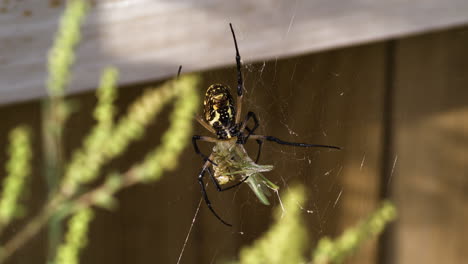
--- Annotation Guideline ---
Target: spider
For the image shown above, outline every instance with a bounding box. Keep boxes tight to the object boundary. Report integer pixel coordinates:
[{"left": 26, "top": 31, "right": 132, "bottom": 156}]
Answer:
[{"left": 193, "top": 23, "right": 340, "bottom": 226}]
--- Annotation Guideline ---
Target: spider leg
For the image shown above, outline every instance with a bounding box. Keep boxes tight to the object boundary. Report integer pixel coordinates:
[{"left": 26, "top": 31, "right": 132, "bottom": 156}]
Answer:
[
  {"left": 229, "top": 25, "right": 265, "bottom": 162},
  {"left": 239, "top": 111, "right": 259, "bottom": 141},
  {"left": 177, "top": 65, "right": 182, "bottom": 78},
  {"left": 240, "top": 111, "right": 259, "bottom": 135},
  {"left": 192, "top": 135, "right": 219, "bottom": 166},
  {"left": 195, "top": 115, "right": 216, "bottom": 134},
  {"left": 198, "top": 161, "right": 232, "bottom": 226},
  {"left": 238, "top": 111, "right": 264, "bottom": 162},
  {"left": 253, "top": 138, "right": 263, "bottom": 163},
  {"left": 242, "top": 126, "right": 263, "bottom": 163},
  {"left": 249, "top": 135, "right": 341, "bottom": 150},
  {"left": 229, "top": 23, "right": 244, "bottom": 124}
]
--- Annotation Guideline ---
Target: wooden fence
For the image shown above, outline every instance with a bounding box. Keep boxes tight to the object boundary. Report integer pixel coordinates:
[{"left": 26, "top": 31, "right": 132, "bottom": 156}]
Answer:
[{"left": 0, "top": 26, "right": 467, "bottom": 264}]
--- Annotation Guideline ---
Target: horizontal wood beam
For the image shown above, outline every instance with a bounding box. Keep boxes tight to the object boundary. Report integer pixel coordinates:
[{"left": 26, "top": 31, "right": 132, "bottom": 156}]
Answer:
[{"left": 1, "top": 0, "right": 468, "bottom": 104}]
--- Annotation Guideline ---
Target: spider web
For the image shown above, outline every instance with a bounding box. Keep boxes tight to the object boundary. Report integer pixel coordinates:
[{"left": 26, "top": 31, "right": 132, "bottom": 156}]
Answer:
[
  {"left": 242, "top": 58, "right": 344, "bottom": 231},
  {"left": 176, "top": 46, "right": 348, "bottom": 263}
]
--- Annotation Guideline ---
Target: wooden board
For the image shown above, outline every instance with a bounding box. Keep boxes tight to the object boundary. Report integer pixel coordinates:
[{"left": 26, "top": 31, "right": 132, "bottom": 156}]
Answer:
[
  {"left": 318, "top": 43, "right": 386, "bottom": 264},
  {"left": 1, "top": 0, "right": 468, "bottom": 104},
  {"left": 390, "top": 27, "right": 468, "bottom": 264}
]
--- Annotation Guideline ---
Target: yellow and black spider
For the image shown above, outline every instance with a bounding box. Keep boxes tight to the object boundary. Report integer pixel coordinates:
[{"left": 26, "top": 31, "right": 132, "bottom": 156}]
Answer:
[{"left": 193, "top": 23, "right": 340, "bottom": 226}]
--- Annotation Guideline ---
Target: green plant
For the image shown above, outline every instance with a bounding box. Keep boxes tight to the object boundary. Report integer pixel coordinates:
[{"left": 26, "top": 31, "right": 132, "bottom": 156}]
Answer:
[
  {"left": 312, "top": 200, "right": 396, "bottom": 264},
  {"left": 0, "top": 127, "right": 32, "bottom": 232},
  {"left": 233, "top": 185, "right": 396, "bottom": 264},
  {"left": 0, "top": 1, "right": 200, "bottom": 263}
]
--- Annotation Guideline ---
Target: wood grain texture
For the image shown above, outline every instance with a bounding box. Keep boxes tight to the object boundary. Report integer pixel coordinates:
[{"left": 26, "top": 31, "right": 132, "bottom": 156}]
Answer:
[
  {"left": 1, "top": 0, "right": 468, "bottom": 104},
  {"left": 390, "top": 27, "right": 468, "bottom": 264},
  {"left": 316, "top": 43, "right": 386, "bottom": 264}
]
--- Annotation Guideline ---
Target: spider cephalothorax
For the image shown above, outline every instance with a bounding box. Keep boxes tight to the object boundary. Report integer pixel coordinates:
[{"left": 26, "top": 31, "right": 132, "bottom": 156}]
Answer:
[{"left": 203, "top": 84, "right": 238, "bottom": 139}]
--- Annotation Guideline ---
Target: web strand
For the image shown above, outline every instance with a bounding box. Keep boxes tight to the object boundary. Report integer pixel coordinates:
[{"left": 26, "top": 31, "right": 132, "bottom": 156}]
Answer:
[{"left": 176, "top": 198, "right": 203, "bottom": 264}]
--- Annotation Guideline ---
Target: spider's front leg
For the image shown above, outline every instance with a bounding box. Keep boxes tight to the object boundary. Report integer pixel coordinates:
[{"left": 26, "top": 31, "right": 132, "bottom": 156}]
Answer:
[
  {"left": 192, "top": 135, "right": 218, "bottom": 165},
  {"left": 239, "top": 110, "right": 340, "bottom": 157},
  {"left": 229, "top": 23, "right": 245, "bottom": 124},
  {"left": 239, "top": 111, "right": 259, "bottom": 141},
  {"left": 249, "top": 135, "right": 341, "bottom": 150},
  {"left": 238, "top": 111, "right": 263, "bottom": 163}
]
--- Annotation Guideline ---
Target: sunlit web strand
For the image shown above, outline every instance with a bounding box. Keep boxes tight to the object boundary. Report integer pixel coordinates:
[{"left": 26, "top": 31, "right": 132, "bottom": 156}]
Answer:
[{"left": 176, "top": 198, "right": 203, "bottom": 264}]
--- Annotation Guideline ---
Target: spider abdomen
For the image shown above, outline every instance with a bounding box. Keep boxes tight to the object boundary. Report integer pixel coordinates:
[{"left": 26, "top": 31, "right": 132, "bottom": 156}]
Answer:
[{"left": 204, "top": 84, "right": 237, "bottom": 139}]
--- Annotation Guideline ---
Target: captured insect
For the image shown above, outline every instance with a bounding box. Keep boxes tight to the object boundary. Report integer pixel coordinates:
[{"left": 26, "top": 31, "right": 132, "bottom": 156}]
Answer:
[{"left": 193, "top": 23, "right": 340, "bottom": 226}]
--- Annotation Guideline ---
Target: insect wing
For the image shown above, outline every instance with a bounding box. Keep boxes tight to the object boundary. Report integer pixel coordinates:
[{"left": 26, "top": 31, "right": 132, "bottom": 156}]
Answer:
[{"left": 245, "top": 173, "right": 279, "bottom": 205}]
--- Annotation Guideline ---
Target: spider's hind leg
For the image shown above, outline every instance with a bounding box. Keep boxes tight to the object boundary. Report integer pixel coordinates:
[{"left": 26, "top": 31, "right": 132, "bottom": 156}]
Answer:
[{"left": 198, "top": 163, "right": 232, "bottom": 227}]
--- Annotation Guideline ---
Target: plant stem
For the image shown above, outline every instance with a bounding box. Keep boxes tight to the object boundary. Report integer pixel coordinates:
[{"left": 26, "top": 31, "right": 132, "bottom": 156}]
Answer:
[
  {"left": 0, "top": 168, "right": 136, "bottom": 264},
  {"left": 42, "top": 98, "right": 66, "bottom": 263},
  {"left": 0, "top": 195, "right": 62, "bottom": 264}
]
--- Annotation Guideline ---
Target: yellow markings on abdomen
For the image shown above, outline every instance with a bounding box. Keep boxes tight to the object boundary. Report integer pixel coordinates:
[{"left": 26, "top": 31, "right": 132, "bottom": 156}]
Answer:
[{"left": 208, "top": 111, "right": 221, "bottom": 126}]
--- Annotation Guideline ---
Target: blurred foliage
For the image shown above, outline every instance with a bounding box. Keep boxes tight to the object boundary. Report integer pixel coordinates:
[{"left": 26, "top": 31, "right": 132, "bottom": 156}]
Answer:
[
  {"left": 232, "top": 186, "right": 396, "bottom": 264},
  {"left": 312, "top": 201, "right": 396, "bottom": 264},
  {"left": 0, "top": 0, "right": 200, "bottom": 263},
  {"left": 43, "top": 1, "right": 89, "bottom": 259},
  {"left": 64, "top": 67, "right": 118, "bottom": 192},
  {"left": 53, "top": 208, "right": 94, "bottom": 264},
  {"left": 0, "top": 127, "right": 32, "bottom": 231},
  {"left": 238, "top": 185, "right": 308, "bottom": 264},
  {"left": 47, "top": 0, "right": 89, "bottom": 97}
]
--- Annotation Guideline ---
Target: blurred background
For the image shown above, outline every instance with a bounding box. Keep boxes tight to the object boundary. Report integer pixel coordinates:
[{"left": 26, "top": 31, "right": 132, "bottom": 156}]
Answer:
[{"left": 0, "top": 0, "right": 467, "bottom": 263}]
